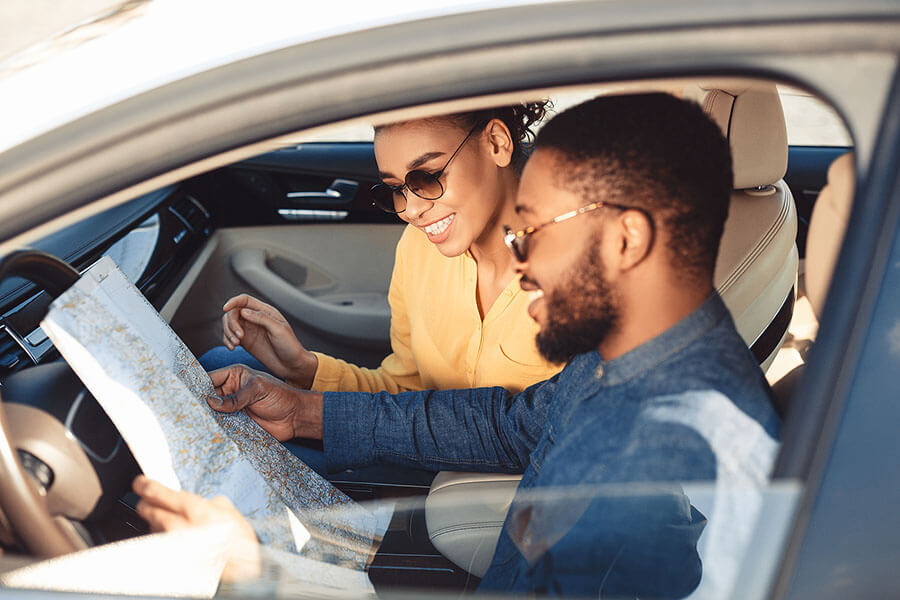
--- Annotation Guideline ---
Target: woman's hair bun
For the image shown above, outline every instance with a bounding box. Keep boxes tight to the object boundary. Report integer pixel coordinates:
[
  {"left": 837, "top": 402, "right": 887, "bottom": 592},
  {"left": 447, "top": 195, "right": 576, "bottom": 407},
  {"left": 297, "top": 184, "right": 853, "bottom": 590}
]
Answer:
[{"left": 450, "top": 100, "right": 552, "bottom": 169}]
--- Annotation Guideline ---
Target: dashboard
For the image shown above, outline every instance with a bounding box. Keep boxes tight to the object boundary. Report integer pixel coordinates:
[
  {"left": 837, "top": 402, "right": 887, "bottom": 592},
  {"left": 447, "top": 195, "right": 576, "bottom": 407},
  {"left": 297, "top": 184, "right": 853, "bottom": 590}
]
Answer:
[{"left": 0, "top": 186, "right": 211, "bottom": 376}]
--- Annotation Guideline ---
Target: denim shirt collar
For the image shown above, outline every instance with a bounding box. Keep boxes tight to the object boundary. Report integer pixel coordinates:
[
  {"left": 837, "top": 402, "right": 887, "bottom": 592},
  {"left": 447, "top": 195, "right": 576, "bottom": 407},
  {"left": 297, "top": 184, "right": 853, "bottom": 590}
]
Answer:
[{"left": 567, "top": 293, "right": 730, "bottom": 388}]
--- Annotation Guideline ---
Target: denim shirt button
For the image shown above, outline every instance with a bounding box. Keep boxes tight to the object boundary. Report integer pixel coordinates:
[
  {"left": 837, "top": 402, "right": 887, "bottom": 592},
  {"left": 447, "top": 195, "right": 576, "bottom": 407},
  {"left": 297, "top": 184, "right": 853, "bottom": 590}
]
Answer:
[{"left": 595, "top": 364, "right": 605, "bottom": 379}]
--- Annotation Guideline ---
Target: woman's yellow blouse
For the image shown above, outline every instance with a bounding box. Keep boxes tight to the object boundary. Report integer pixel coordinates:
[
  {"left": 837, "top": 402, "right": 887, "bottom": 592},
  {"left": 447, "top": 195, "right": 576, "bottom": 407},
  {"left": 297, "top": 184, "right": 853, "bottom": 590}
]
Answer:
[{"left": 310, "top": 225, "right": 562, "bottom": 394}]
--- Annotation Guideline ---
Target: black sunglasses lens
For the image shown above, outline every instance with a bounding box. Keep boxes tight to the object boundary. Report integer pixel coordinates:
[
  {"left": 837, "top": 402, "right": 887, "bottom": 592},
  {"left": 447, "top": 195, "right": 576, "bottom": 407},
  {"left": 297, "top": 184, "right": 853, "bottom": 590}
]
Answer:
[
  {"left": 513, "top": 238, "right": 527, "bottom": 262},
  {"left": 405, "top": 170, "right": 443, "bottom": 200},
  {"left": 504, "top": 227, "right": 527, "bottom": 262},
  {"left": 371, "top": 184, "right": 405, "bottom": 213}
]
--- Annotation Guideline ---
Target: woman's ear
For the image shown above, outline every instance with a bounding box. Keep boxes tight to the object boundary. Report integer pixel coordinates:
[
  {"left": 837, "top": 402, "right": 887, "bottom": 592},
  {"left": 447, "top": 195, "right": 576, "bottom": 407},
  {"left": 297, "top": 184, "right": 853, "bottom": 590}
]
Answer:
[{"left": 485, "top": 118, "right": 514, "bottom": 168}]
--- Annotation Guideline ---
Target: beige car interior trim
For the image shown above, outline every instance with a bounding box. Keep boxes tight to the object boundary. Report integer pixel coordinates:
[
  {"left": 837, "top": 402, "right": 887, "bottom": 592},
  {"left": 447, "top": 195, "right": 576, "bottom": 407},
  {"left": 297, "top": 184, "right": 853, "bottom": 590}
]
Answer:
[
  {"left": 771, "top": 152, "right": 854, "bottom": 408},
  {"left": 425, "top": 472, "right": 523, "bottom": 578},
  {"left": 805, "top": 153, "right": 854, "bottom": 317},
  {"left": 159, "top": 236, "right": 219, "bottom": 323},
  {"left": 4, "top": 404, "right": 102, "bottom": 522},
  {"left": 170, "top": 224, "right": 405, "bottom": 359}
]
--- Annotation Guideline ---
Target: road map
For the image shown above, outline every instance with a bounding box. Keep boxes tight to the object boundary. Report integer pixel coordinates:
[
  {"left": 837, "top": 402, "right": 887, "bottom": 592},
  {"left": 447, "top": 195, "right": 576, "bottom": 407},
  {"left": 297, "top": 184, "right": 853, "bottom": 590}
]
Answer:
[{"left": 38, "top": 256, "right": 383, "bottom": 592}]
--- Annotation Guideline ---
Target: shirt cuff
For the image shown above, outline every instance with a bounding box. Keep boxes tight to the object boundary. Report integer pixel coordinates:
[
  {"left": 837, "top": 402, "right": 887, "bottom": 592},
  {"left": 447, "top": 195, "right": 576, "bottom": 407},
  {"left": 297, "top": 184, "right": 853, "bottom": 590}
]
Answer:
[
  {"left": 322, "top": 391, "right": 376, "bottom": 472},
  {"left": 310, "top": 352, "right": 341, "bottom": 392}
]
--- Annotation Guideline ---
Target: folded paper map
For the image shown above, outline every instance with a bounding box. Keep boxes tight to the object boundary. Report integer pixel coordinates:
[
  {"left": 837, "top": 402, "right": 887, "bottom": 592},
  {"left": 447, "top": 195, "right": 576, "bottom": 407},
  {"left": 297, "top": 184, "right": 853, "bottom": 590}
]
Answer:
[{"left": 40, "top": 256, "right": 382, "bottom": 589}]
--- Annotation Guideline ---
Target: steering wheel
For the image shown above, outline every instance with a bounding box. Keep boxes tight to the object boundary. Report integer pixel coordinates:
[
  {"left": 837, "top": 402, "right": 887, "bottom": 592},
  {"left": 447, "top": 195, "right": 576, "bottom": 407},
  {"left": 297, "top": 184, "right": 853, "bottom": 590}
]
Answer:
[{"left": 0, "top": 250, "right": 137, "bottom": 557}]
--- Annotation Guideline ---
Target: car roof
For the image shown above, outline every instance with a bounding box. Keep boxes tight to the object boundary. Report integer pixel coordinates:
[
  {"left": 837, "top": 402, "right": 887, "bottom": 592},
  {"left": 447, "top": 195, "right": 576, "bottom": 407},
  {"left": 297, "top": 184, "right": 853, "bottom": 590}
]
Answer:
[
  {"left": 0, "top": 0, "right": 560, "bottom": 154},
  {"left": 2, "top": 0, "right": 898, "bottom": 158}
]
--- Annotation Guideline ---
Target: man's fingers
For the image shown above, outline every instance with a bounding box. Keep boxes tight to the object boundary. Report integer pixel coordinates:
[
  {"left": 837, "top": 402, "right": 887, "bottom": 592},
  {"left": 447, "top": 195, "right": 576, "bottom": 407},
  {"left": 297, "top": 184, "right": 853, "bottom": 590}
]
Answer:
[
  {"left": 209, "top": 495, "right": 234, "bottom": 510},
  {"left": 207, "top": 366, "right": 258, "bottom": 413},
  {"left": 210, "top": 392, "right": 249, "bottom": 413},
  {"left": 208, "top": 367, "right": 242, "bottom": 410},
  {"left": 133, "top": 476, "right": 192, "bottom": 515},
  {"left": 208, "top": 366, "right": 239, "bottom": 389},
  {"left": 132, "top": 476, "right": 196, "bottom": 532},
  {"left": 136, "top": 498, "right": 191, "bottom": 533}
]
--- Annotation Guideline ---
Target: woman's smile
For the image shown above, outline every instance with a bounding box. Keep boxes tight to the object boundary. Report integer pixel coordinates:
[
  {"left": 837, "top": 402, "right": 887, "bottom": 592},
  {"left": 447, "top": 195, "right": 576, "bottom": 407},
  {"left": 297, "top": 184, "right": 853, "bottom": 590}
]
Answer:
[{"left": 422, "top": 213, "right": 456, "bottom": 243}]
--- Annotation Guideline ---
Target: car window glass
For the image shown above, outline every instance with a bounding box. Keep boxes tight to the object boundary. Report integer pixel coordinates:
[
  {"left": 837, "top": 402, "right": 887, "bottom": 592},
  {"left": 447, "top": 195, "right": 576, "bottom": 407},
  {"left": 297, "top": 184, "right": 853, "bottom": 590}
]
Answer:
[{"left": 779, "top": 85, "right": 853, "bottom": 147}]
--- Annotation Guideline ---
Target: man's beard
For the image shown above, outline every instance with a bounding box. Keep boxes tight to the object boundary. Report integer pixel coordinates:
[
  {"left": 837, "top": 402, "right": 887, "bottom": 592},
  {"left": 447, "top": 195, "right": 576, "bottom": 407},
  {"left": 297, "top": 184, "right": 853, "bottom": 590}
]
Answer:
[{"left": 536, "top": 238, "right": 620, "bottom": 364}]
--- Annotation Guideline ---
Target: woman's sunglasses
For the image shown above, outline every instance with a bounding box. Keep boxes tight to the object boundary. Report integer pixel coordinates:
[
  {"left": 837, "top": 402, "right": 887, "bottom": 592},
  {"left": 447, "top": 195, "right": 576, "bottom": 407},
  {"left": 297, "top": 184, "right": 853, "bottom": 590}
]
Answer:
[{"left": 370, "top": 122, "right": 484, "bottom": 214}]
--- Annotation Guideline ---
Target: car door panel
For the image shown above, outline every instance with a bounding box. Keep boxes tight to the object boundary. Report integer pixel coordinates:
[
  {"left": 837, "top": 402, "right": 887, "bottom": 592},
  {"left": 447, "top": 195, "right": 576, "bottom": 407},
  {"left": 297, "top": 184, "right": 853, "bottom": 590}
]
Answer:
[
  {"left": 171, "top": 141, "right": 406, "bottom": 368},
  {"left": 171, "top": 223, "right": 405, "bottom": 368},
  {"left": 230, "top": 246, "right": 391, "bottom": 344},
  {"left": 192, "top": 142, "right": 399, "bottom": 228}
]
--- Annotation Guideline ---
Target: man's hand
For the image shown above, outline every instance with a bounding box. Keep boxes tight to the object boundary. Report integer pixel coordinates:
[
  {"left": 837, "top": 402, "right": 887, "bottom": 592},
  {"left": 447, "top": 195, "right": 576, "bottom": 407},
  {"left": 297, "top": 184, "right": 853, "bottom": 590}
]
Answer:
[
  {"left": 221, "top": 294, "right": 318, "bottom": 388},
  {"left": 208, "top": 365, "right": 323, "bottom": 441},
  {"left": 133, "top": 475, "right": 260, "bottom": 582}
]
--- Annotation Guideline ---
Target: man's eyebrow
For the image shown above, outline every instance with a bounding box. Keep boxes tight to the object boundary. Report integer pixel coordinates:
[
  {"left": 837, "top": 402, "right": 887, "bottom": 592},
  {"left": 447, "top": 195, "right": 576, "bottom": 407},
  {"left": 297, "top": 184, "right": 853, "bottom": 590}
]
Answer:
[{"left": 515, "top": 205, "right": 534, "bottom": 215}]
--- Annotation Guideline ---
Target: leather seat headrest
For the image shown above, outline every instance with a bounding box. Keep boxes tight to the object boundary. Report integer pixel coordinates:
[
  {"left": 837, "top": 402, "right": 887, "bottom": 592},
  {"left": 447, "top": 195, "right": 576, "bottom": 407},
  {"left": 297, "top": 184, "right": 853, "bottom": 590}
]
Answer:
[{"left": 703, "top": 84, "right": 788, "bottom": 190}]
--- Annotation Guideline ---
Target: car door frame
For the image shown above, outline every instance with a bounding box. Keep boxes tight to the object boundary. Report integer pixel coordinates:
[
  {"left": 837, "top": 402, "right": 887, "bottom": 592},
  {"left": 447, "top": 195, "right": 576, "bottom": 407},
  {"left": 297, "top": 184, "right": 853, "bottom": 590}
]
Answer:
[{"left": 0, "top": 3, "right": 899, "bottom": 596}]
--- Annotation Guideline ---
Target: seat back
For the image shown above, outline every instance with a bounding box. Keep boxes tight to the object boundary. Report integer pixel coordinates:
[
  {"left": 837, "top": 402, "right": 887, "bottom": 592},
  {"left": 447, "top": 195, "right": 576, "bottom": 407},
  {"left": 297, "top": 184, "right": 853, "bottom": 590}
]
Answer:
[
  {"left": 704, "top": 84, "right": 798, "bottom": 370},
  {"left": 805, "top": 152, "right": 854, "bottom": 317},
  {"left": 770, "top": 152, "right": 854, "bottom": 409}
]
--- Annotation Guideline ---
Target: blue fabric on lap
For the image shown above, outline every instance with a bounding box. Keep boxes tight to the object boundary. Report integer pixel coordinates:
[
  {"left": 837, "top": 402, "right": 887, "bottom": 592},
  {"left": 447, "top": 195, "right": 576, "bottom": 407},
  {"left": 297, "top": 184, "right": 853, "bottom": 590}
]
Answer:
[{"left": 198, "top": 346, "right": 271, "bottom": 374}]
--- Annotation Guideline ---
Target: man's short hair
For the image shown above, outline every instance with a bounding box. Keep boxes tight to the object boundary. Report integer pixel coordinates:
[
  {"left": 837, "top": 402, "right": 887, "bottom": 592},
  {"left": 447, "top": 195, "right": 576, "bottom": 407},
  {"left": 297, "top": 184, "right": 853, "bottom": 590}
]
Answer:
[{"left": 534, "top": 93, "right": 733, "bottom": 281}]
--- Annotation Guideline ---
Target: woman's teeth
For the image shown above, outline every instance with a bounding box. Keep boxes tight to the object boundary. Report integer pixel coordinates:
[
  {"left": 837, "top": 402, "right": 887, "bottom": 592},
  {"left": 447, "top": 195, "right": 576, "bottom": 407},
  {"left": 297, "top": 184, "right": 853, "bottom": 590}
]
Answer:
[{"left": 424, "top": 214, "right": 454, "bottom": 236}]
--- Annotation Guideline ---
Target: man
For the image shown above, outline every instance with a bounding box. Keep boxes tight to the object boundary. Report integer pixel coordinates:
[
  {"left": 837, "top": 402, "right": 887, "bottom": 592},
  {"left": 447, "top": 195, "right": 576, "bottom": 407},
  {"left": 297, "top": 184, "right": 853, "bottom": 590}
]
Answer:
[{"left": 136, "top": 93, "right": 780, "bottom": 597}]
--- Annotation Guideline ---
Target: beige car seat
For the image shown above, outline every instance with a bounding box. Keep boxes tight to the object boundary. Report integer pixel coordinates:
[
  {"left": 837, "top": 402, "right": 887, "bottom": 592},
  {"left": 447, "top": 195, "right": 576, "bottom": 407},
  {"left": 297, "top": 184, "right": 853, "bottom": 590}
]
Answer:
[
  {"left": 425, "top": 84, "right": 800, "bottom": 577},
  {"left": 705, "top": 83, "right": 799, "bottom": 370},
  {"left": 771, "top": 152, "right": 855, "bottom": 411}
]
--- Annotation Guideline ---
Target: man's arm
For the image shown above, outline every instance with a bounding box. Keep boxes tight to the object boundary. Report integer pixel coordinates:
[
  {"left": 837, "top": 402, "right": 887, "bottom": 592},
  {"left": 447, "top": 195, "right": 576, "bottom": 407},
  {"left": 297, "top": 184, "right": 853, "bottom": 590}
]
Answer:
[
  {"left": 207, "top": 364, "right": 560, "bottom": 474},
  {"left": 323, "top": 375, "right": 559, "bottom": 473}
]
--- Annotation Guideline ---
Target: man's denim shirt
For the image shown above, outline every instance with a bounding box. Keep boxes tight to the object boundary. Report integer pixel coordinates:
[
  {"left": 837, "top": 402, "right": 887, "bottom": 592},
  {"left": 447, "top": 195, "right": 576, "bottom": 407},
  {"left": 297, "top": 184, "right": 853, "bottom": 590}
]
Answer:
[{"left": 323, "top": 294, "right": 781, "bottom": 598}]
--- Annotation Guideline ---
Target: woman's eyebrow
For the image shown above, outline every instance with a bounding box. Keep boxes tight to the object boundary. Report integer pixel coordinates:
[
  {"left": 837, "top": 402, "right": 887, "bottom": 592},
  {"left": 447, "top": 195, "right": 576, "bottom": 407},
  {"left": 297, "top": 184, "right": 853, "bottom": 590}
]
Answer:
[
  {"left": 379, "top": 151, "right": 447, "bottom": 180},
  {"left": 407, "top": 151, "right": 445, "bottom": 171}
]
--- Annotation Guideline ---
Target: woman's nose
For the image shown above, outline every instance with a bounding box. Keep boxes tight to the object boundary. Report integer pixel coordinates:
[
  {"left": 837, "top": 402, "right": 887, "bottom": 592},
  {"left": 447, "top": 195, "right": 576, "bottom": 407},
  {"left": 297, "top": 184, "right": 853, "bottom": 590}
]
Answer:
[{"left": 403, "top": 193, "right": 434, "bottom": 222}]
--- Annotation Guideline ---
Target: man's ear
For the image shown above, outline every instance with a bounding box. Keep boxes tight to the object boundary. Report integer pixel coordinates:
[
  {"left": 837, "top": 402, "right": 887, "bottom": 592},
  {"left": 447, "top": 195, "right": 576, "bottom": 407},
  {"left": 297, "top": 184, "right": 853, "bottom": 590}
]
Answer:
[
  {"left": 614, "top": 209, "right": 654, "bottom": 271},
  {"left": 485, "top": 118, "right": 514, "bottom": 168}
]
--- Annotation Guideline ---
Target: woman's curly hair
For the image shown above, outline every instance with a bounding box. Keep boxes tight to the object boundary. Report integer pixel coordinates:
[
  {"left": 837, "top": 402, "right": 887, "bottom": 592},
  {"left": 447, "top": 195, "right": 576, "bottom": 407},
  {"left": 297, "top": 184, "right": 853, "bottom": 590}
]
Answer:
[{"left": 444, "top": 100, "right": 552, "bottom": 170}]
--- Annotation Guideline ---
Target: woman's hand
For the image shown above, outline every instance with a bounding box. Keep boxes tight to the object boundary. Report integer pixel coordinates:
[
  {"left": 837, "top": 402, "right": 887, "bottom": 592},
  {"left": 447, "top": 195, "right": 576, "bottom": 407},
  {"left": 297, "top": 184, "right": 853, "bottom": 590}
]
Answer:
[
  {"left": 221, "top": 294, "right": 318, "bottom": 388},
  {"left": 208, "top": 365, "right": 324, "bottom": 441},
  {"left": 133, "top": 475, "right": 261, "bottom": 582}
]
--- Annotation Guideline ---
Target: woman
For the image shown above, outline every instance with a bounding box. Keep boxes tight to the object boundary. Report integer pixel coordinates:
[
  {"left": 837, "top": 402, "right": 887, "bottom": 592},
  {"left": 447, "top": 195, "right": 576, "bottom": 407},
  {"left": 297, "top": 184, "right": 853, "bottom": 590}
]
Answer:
[{"left": 201, "top": 104, "right": 562, "bottom": 422}]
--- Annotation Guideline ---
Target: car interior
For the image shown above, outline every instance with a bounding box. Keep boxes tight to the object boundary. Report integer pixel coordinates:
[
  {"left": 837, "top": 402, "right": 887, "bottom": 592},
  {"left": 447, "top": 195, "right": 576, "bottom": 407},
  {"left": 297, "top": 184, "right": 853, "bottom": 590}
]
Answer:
[{"left": 0, "top": 75, "right": 854, "bottom": 593}]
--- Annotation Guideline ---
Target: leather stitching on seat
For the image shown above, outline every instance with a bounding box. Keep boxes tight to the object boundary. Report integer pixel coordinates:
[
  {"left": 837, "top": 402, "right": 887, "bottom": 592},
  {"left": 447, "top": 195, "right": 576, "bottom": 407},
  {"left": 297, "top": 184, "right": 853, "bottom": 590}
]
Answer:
[
  {"left": 717, "top": 185, "right": 793, "bottom": 294},
  {"left": 429, "top": 522, "right": 507, "bottom": 539}
]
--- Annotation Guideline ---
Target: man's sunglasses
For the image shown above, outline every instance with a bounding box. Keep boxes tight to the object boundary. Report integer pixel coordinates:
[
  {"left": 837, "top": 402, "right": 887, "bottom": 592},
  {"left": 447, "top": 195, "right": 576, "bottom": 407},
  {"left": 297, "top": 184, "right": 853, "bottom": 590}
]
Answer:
[
  {"left": 503, "top": 200, "right": 644, "bottom": 262},
  {"left": 370, "top": 122, "right": 484, "bottom": 214}
]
